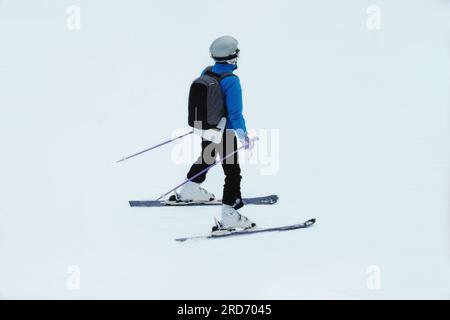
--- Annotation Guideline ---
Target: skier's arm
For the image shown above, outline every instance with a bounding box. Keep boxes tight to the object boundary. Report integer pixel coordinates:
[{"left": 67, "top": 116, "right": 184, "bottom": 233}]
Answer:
[{"left": 223, "top": 76, "right": 248, "bottom": 141}]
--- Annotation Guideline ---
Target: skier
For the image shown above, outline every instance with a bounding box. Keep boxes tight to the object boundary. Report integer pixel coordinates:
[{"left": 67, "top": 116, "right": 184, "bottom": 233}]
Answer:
[{"left": 178, "top": 36, "right": 257, "bottom": 232}]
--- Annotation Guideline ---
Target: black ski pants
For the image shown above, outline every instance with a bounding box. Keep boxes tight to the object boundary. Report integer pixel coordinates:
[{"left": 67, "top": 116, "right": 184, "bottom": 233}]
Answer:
[{"left": 187, "top": 130, "right": 243, "bottom": 209}]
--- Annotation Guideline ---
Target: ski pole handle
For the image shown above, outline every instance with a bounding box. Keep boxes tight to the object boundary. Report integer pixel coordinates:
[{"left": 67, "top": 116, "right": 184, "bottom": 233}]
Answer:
[{"left": 117, "top": 130, "right": 193, "bottom": 163}]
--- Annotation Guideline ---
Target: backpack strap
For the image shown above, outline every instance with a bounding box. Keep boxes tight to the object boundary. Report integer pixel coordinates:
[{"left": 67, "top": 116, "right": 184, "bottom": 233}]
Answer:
[
  {"left": 204, "top": 66, "right": 237, "bottom": 82},
  {"left": 218, "top": 72, "right": 236, "bottom": 81}
]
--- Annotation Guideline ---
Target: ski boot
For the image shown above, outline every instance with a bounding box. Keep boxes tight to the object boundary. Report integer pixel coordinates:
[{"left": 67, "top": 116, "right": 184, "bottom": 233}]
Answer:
[
  {"left": 211, "top": 204, "right": 257, "bottom": 235},
  {"left": 170, "top": 181, "right": 215, "bottom": 204}
]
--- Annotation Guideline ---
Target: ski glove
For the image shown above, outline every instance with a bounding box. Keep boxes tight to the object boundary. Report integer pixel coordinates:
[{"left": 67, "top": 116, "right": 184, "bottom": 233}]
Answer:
[{"left": 242, "top": 135, "right": 255, "bottom": 150}]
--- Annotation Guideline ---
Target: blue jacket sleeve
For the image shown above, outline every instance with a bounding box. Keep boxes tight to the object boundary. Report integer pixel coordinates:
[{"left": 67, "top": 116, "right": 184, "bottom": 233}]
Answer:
[{"left": 221, "top": 76, "right": 247, "bottom": 140}]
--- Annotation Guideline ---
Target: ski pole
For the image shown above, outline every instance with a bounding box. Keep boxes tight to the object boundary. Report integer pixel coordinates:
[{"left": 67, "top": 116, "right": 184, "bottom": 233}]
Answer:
[
  {"left": 116, "top": 130, "right": 193, "bottom": 163},
  {"left": 157, "top": 137, "right": 258, "bottom": 201}
]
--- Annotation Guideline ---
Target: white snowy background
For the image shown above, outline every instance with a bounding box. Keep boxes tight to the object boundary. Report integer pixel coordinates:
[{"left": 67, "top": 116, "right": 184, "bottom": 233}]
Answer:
[{"left": 0, "top": 0, "right": 449, "bottom": 299}]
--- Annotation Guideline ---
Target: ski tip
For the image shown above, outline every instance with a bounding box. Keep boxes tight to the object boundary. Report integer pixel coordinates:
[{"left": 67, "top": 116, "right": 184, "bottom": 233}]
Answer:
[{"left": 266, "top": 194, "right": 279, "bottom": 205}]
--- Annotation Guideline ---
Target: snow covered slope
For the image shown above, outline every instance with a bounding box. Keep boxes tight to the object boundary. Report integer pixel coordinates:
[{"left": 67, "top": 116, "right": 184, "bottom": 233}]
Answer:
[{"left": 0, "top": 0, "right": 449, "bottom": 299}]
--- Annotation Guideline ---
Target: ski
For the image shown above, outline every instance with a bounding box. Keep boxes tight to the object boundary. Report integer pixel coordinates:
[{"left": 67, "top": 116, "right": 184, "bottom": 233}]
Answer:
[
  {"left": 175, "top": 218, "right": 316, "bottom": 242},
  {"left": 129, "top": 194, "right": 278, "bottom": 208}
]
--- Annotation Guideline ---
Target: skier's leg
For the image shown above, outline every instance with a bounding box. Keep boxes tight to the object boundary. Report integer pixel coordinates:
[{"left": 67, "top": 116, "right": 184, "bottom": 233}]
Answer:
[
  {"left": 180, "top": 139, "right": 217, "bottom": 202},
  {"left": 186, "top": 139, "right": 216, "bottom": 182},
  {"left": 215, "top": 130, "right": 256, "bottom": 231},
  {"left": 219, "top": 130, "right": 243, "bottom": 209}
]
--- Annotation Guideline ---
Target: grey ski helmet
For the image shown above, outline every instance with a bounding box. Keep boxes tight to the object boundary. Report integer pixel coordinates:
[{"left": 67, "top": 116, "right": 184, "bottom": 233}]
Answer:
[{"left": 209, "top": 36, "right": 240, "bottom": 62}]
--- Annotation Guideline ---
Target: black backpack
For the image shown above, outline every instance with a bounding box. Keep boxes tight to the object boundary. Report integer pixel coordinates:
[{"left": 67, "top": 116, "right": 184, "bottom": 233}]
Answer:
[{"left": 188, "top": 66, "right": 235, "bottom": 130}]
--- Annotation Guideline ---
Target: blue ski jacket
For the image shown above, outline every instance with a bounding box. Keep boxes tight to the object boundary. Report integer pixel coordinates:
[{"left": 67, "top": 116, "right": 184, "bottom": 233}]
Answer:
[{"left": 202, "top": 63, "right": 247, "bottom": 139}]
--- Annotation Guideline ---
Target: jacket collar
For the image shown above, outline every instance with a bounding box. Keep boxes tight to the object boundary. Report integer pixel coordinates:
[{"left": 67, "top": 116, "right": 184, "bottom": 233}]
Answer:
[{"left": 213, "top": 62, "right": 237, "bottom": 73}]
